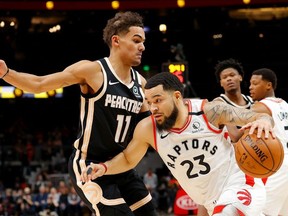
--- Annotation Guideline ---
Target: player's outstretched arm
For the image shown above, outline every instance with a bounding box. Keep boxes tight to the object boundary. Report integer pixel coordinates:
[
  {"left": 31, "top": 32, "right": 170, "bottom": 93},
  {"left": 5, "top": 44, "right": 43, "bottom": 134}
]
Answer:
[
  {"left": 204, "top": 100, "right": 275, "bottom": 139},
  {"left": 0, "top": 59, "right": 97, "bottom": 93},
  {"left": 81, "top": 117, "right": 153, "bottom": 182}
]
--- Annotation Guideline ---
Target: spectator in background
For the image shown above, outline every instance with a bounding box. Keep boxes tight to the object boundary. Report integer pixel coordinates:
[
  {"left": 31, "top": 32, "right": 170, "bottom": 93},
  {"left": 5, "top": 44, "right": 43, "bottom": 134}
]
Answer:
[
  {"left": 144, "top": 168, "right": 159, "bottom": 209},
  {"left": 48, "top": 187, "right": 60, "bottom": 213},
  {"left": 16, "top": 186, "right": 35, "bottom": 215},
  {"left": 34, "top": 184, "right": 49, "bottom": 214},
  {"left": 45, "top": 193, "right": 59, "bottom": 216},
  {"left": 58, "top": 181, "right": 69, "bottom": 216},
  {"left": 67, "top": 187, "right": 82, "bottom": 216},
  {"left": 167, "top": 176, "right": 179, "bottom": 214},
  {"left": 1, "top": 188, "right": 16, "bottom": 215},
  {"left": 143, "top": 168, "right": 158, "bottom": 193},
  {"left": 34, "top": 171, "right": 48, "bottom": 194}
]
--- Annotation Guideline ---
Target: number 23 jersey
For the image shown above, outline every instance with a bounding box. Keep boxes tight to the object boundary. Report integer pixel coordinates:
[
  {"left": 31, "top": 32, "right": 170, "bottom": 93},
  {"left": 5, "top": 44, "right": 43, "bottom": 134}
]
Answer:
[{"left": 153, "top": 98, "right": 240, "bottom": 205}]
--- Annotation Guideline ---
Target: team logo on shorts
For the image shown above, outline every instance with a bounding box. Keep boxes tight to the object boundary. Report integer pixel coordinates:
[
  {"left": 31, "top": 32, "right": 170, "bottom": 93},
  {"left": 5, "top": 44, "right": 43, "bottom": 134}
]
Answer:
[{"left": 237, "top": 189, "right": 251, "bottom": 206}]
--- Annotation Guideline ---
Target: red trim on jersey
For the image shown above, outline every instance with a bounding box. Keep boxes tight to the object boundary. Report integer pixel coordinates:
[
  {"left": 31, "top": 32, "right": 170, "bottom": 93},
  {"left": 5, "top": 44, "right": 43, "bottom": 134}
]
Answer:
[
  {"left": 224, "top": 131, "right": 229, "bottom": 140},
  {"left": 245, "top": 174, "right": 255, "bottom": 187},
  {"left": 262, "top": 177, "right": 268, "bottom": 185},
  {"left": 201, "top": 99, "right": 222, "bottom": 134},
  {"left": 213, "top": 205, "right": 225, "bottom": 214},
  {"left": 213, "top": 205, "right": 245, "bottom": 216},
  {"left": 264, "top": 97, "right": 283, "bottom": 103},
  {"left": 151, "top": 115, "right": 158, "bottom": 151}
]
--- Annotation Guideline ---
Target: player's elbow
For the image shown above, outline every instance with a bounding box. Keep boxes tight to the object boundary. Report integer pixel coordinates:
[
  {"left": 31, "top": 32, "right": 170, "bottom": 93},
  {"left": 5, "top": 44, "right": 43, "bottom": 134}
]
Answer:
[{"left": 124, "top": 156, "right": 137, "bottom": 170}]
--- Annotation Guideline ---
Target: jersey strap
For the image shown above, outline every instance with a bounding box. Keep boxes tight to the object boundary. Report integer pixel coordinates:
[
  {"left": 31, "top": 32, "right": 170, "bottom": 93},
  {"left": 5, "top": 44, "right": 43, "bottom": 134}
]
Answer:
[
  {"left": 98, "top": 58, "right": 110, "bottom": 72},
  {"left": 188, "top": 111, "right": 204, "bottom": 115}
]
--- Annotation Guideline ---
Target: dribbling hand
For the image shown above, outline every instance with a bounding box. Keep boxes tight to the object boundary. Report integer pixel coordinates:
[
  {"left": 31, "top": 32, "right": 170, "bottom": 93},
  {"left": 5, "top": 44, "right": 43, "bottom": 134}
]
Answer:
[
  {"left": 240, "top": 119, "right": 275, "bottom": 139},
  {"left": 80, "top": 162, "right": 106, "bottom": 183}
]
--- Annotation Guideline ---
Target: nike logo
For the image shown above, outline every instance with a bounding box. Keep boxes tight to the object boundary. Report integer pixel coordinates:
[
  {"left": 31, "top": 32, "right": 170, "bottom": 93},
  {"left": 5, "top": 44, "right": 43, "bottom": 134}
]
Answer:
[
  {"left": 109, "top": 80, "right": 120, "bottom": 85},
  {"left": 160, "top": 133, "right": 170, "bottom": 139}
]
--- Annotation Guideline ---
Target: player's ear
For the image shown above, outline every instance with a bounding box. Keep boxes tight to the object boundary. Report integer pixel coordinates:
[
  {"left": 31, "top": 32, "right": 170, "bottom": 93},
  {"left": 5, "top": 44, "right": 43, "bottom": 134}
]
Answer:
[
  {"left": 112, "top": 35, "right": 120, "bottom": 45},
  {"left": 174, "top": 91, "right": 181, "bottom": 100},
  {"left": 266, "top": 81, "right": 273, "bottom": 90}
]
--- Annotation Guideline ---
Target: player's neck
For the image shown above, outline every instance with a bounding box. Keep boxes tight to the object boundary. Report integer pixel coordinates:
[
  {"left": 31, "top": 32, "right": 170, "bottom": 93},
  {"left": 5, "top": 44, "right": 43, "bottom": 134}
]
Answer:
[
  {"left": 108, "top": 56, "right": 132, "bottom": 83},
  {"left": 175, "top": 103, "right": 189, "bottom": 129},
  {"left": 266, "top": 92, "right": 275, "bottom": 98}
]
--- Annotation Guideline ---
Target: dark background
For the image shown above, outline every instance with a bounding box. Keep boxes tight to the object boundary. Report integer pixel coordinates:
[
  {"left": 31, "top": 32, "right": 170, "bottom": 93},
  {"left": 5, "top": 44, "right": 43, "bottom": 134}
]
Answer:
[
  {"left": 1, "top": 0, "right": 288, "bottom": 110},
  {"left": 0, "top": 0, "right": 288, "bottom": 192}
]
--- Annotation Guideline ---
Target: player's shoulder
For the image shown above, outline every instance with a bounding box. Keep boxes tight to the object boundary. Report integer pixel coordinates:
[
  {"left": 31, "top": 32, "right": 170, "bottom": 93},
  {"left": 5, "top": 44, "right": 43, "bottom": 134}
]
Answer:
[
  {"left": 134, "top": 115, "right": 154, "bottom": 143},
  {"left": 251, "top": 101, "right": 271, "bottom": 115},
  {"left": 212, "top": 96, "right": 224, "bottom": 102},
  {"left": 73, "top": 59, "right": 101, "bottom": 71},
  {"left": 136, "top": 115, "right": 153, "bottom": 130},
  {"left": 136, "top": 72, "right": 147, "bottom": 85},
  {"left": 262, "top": 97, "right": 286, "bottom": 104}
]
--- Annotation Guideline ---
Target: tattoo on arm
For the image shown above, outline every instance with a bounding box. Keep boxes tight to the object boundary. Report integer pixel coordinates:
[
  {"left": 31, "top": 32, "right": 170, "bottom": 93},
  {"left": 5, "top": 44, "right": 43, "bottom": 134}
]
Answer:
[{"left": 205, "top": 102, "right": 259, "bottom": 127}]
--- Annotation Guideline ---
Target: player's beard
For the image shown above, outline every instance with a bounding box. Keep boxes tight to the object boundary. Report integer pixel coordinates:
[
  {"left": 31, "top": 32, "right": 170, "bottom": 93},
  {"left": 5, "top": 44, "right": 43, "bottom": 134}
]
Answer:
[{"left": 156, "top": 102, "right": 178, "bottom": 132}]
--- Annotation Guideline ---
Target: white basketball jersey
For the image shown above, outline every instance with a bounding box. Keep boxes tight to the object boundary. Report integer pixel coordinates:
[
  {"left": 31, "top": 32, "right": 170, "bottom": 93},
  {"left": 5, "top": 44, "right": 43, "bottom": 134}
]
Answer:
[
  {"left": 259, "top": 97, "right": 288, "bottom": 155},
  {"left": 154, "top": 99, "right": 237, "bottom": 205},
  {"left": 260, "top": 97, "right": 288, "bottom": 216}
]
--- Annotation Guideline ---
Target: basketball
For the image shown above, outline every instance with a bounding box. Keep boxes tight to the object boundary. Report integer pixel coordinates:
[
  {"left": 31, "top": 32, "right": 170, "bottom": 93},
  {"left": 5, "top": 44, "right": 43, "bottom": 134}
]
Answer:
[{"left": 234, "top": 129, "right": 284, "bottom": 178}]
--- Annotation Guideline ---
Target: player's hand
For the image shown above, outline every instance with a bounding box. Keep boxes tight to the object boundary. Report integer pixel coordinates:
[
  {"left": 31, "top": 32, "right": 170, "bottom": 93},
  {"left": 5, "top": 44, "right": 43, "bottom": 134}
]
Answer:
[
  {"left": 0, "top": 60, "right": 8, "bottom": 77},
  {"left": 80, "top": 162, "right": 106, "bottom": 182},
  {"left": 240, "top": 119, "right": 275, "bottom": 139}
]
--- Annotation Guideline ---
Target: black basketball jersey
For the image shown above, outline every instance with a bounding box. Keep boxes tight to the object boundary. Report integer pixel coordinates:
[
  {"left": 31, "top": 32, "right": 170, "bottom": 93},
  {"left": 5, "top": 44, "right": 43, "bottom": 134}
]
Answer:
[
  {"left": 219, "top": 93, "right": 253, "bottom": 109},
  {"left": 73, "top": 57, "right": 145, "bottom": 162},
  {"left": 218, "top": 93, "right": 253, "bottom": 129}
]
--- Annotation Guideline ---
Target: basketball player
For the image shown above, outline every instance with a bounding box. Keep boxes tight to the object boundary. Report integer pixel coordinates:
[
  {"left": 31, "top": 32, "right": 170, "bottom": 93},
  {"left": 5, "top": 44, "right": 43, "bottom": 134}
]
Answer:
[
  {"left": 81, "top": 72, "right": 275, "bottom": 216},
  {"left": 214, "top": 58, "right": 253, "bottom": 142},
  {"left": 249, "top": 68, "right": 288, "bottom": 216},
  {"left": 197, "top": 58, "right": 254, "bottom": 216},
  {"left": 0, "top": 11, "right": 157, "bottom": 216}
]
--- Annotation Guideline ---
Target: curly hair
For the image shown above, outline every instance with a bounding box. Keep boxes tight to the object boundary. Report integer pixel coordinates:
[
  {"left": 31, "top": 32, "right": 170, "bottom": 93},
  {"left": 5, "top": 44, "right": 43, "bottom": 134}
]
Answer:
[
  {"left": 214, "top": 58, "right": 244, "bottom": 83},
  {"left": 103, "top": 11, "right": 144, "bottom": 48}
]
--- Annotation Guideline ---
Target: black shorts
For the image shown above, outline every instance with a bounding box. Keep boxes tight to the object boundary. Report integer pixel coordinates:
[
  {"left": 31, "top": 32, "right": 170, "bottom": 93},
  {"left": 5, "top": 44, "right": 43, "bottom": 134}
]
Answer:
[{"left": 68, "top": 154, "right": 155, "bottom": 216}]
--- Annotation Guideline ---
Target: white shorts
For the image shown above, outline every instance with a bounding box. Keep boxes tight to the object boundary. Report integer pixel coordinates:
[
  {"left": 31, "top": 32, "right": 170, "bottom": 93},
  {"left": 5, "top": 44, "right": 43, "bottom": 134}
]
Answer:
[
  {"left": 263, "top": 158, "right": 288, "bottom": 216},
  {"left": 206, "top": 169, "right": 266, "bottom": 216}
]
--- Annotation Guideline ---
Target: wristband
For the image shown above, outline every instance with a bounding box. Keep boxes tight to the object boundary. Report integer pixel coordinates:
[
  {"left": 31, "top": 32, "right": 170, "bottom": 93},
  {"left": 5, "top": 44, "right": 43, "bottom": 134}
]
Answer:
[
  {"left": 99, "top": 163, "right": 107, "bottom": 174},
  {"left": 1, "top": 68, "right": 9, "bottom": 79}
]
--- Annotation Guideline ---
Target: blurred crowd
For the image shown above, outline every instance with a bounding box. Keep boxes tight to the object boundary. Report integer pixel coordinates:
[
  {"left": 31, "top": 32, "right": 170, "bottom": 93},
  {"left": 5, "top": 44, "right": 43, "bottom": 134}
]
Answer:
[
  {"left": 0, "top": 177, "right": 91, "bottom": 216},
  {"left": 0, "top": 115, "right": 182, "bottom": 215}
]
